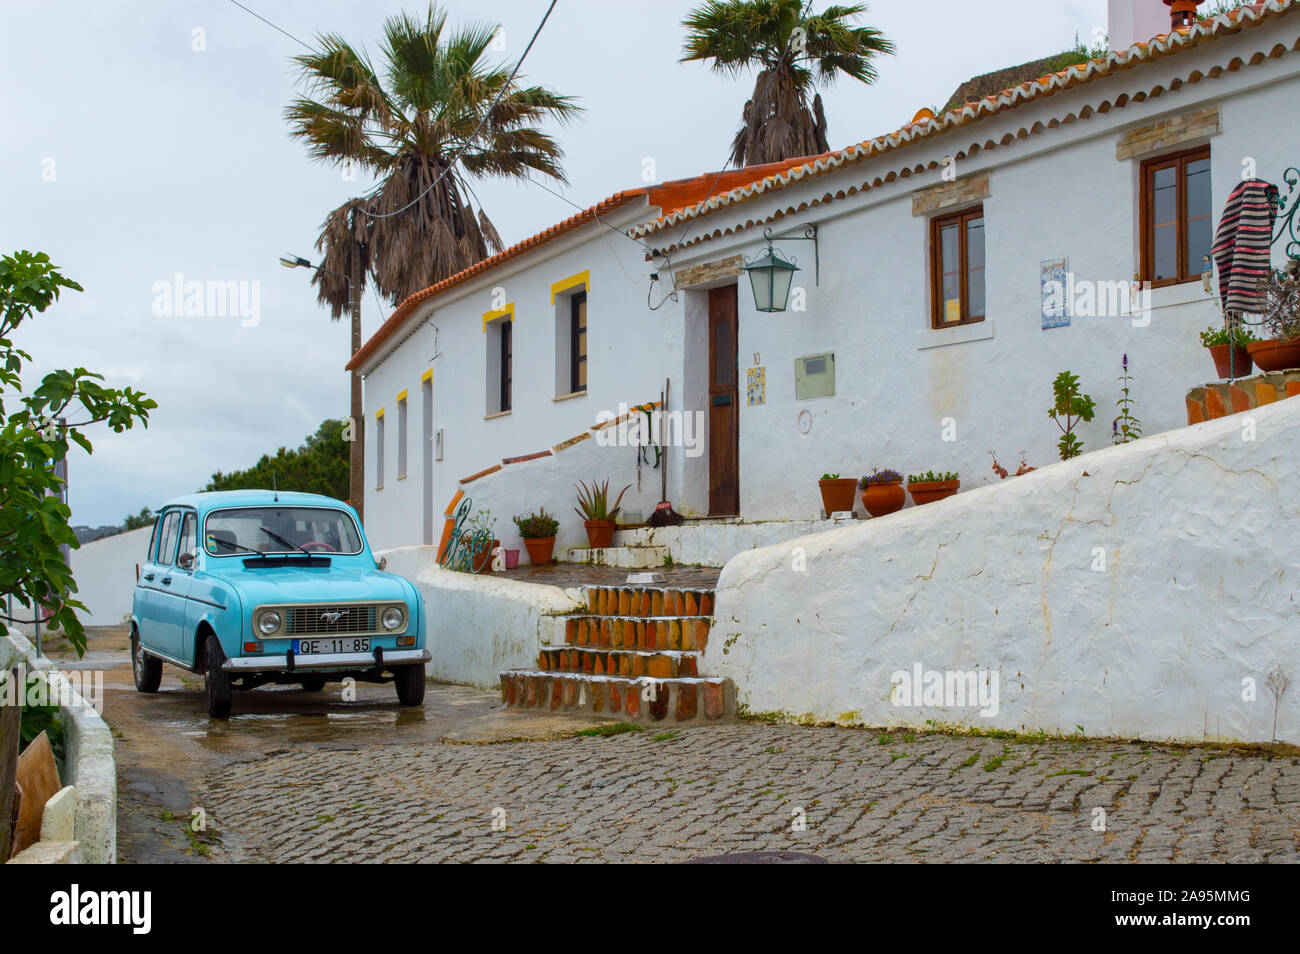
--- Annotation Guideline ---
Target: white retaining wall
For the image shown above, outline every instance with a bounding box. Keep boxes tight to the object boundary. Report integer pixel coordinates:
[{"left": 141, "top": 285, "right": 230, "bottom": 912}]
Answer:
[
  {"left": 379, "top": 549, "right": 580, "bottom": 689},
  {"left": 68, "top": 526, "right": 152, "bottom": 627},
  {"left": 2, "top": 627, "right": 116, "bottom": 863},
  {"left": 706, "top": 396, "right": 1300, "bottom": 744}
]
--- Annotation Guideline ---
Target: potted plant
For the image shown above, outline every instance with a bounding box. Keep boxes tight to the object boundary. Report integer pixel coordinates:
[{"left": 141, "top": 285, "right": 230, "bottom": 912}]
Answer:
[
  {"left": 1247, "top": 265, "right": 1300, "bottom": 372},
  {"left": 1199, "top": 325, "right": 1255, "bottom": 379},
  {"left": 858, "top": 469, "right": 904, "bottom": 518},
  {"left": 513, "top": 509, "right": 559, "bottom": 565},
  {"left": 575, "top": 478, "right": 630, "bottom": 549},
  {"left": 817, "top": 473, "right": 858, "bottom": 516},
  {"left": 460, "top": 507, "right": 498, "bottom": 572},
  {"left": 907, "top": 470, "right": 960, "bottom": 506}
]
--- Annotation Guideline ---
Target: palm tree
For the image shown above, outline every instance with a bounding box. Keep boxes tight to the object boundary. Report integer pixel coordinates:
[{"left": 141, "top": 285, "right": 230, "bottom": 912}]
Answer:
[
  {"left": 681, "top": 0, "right": 894, "bottom": 167},
  {"left": 288, "top": 4, "right": 582, "bottom": 312},
  {"left": 286, "top": 4, "right": 579, "bottom": 519}
]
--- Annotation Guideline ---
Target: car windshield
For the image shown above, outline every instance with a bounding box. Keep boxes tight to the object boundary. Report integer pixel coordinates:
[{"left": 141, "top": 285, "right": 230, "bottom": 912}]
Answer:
[{"left": 204, "top": 506, "right": 363, "bottom": 557}]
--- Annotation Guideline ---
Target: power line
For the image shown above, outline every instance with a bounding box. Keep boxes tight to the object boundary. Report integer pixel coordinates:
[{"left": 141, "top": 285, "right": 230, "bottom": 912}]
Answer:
[{"left": 227, "top": 0, "right": 313, "bottom": 50}]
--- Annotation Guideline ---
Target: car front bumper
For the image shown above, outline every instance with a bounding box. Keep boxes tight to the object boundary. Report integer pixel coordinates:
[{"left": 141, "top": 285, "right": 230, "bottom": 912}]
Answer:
[{"left": 222, "top": 648, "right": 431, "bottom": 673}]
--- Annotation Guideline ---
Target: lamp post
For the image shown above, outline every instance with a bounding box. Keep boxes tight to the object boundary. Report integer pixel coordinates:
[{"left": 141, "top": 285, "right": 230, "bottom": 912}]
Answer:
[
  {"left": 281, "top": 253, "right": 365, "bottom": 523},
  {"left": 741, "top": 224, "right": 819, "bottom": 313}
]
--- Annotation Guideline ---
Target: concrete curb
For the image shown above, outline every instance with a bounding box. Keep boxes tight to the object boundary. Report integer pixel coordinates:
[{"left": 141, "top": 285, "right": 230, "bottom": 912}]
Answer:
[{"left": 2, "top": 626, "right": 116, "bottom": 864}]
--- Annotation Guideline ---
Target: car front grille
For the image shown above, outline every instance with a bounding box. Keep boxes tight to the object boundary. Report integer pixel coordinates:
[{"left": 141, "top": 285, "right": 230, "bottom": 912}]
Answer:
[{"left": 285, "top": 604, "right": 378, "bottom": 637}]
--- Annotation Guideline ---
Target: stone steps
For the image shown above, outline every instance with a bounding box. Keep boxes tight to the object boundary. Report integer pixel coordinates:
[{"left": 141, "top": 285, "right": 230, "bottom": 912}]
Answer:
[
  {"left": 499, "top": 670, "right": 733, "bottom": 724},
  {"left": 562, "top": 615, "right": 711, "bottom": 652},
  {"left": 500, "top": 583, "right": 733, "bottom": 724},
  {"left": 539, "top": 646, "right": 701, "bottom": 679},
  {"left": 583, "top": 586, "right": 713, "bottom": 617},
  {"left": 565, "top": 545, "right": 672, "bottom": 568}
]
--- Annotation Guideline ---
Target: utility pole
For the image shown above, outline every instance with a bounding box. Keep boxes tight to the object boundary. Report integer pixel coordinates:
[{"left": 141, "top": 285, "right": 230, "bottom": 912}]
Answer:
[
  {"left": 348, "top": 231, "right": 365, "bottom": 524},
  {"left": 280, "top": 246, "right": 366, "bottom": 524}
]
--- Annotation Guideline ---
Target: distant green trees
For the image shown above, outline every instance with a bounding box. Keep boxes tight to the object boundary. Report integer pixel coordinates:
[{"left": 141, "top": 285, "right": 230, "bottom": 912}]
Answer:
[
  {"left": 122, "top": 507, "right": 155, "bottom": 531},
  {"left": 203, "top": 419, "right": 350, "bottom": 502}
]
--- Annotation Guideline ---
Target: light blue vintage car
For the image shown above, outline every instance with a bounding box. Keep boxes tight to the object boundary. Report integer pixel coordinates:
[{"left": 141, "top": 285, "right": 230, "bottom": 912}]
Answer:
[{"left": 130, "top": 490, "right": 428, "bottom": 718}]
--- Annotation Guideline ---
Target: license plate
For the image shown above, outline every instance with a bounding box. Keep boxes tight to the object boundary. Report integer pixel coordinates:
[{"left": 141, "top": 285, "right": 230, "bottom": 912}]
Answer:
[{"left": 293, "top": 637, "right": 371, "bottom": 655}]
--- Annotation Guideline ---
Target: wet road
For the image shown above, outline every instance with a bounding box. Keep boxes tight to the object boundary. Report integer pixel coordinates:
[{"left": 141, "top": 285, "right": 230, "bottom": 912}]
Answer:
[
  {"left": 55, "top": 627, "right": 1300, "bottom": 863},
  {"left": 55, "top": 627, "right": 523, "bottom": 862}
]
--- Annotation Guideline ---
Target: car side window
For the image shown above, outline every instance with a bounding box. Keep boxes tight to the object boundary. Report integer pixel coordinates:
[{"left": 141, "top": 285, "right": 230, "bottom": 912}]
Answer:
[
  {"left": 177, "top": 512, "right": 197, "bottom": 566},
  {"left": 155, "top": 511, "right": 180, "bottom": 565}
]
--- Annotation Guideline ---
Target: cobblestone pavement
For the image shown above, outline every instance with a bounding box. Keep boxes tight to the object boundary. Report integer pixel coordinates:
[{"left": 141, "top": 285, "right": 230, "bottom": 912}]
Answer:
[
  {"left": 206, "top": 721, "right": 1300, "bottom": 863},
  {"left": 83, "top": 627, "right": 1300, "bottom": 863}
]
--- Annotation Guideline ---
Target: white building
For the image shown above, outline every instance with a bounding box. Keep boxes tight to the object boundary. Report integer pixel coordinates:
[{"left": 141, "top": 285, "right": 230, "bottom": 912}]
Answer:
[{"left": 351, "top": 0, "right": 1300, "bottom": 560}]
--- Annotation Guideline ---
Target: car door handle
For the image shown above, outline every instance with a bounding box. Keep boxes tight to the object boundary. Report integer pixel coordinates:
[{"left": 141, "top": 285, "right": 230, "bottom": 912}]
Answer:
[
  {"left": 161, "top": 576, "right": 172, "bottom": 586},
  {"left": 143, "top": 573, "right": 155, "bottom": 582}
]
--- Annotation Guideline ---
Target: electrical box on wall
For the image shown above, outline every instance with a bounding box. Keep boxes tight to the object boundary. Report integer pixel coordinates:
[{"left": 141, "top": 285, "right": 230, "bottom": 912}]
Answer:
[
  {"left": 434, "top": 428, "right": 444, "bottom": 461},
  {"left": 795, "top": 352, "right": 835, "bottom": 400}
]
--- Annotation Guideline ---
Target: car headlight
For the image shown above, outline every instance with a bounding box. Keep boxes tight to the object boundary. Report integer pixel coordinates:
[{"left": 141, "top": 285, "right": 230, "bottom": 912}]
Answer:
[
  {"left": 258, "top": 610, "right": 282, "bottom": 636},
  {"left": 382, "top": 606, "right": 406, "bottom": 631}
]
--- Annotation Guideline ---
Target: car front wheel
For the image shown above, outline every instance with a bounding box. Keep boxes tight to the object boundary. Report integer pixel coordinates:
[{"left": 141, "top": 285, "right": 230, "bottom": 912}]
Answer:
[
  {"left": 394, "top": 663, "right": 426, "bottom": 707},
  {"left": 205, "top": 633, "right": 233, "bottom": 719},
  {"left": 131, "top": 628, "right": 162, "bottom": 693}
]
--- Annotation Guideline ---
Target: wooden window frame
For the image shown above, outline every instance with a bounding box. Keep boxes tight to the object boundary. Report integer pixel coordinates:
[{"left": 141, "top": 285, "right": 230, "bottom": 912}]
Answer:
[
  {"left": 499, "top": 319, "right": 512, "bottom": 413},
  {"left": 1140, "top": 145, "right": 1212, "bottom": 289},
  {"left": 570, "top": 291, "right": 587, "bottom": 394},
  {"left": 929, "top": 204, "right": 986, "bottom": 329}
]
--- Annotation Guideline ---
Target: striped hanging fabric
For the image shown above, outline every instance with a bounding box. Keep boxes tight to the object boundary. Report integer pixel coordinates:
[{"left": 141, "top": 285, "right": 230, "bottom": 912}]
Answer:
[{"left": 1211, "top": 178, "right": 1280, "bottom": 320}]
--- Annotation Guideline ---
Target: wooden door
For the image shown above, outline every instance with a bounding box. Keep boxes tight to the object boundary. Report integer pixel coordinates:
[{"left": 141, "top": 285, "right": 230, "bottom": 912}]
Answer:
[{"left": 708, "top": 285, "right": 739, "bottom": 515}]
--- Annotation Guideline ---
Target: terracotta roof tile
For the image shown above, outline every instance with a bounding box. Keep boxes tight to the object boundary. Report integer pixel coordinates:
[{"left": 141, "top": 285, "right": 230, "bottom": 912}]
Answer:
[
  {"left": 346, "top": 157, "right": 823, "bottom": 372},
  {"left": 630, "top": 0, "right": 1297, "bottom": 248}
]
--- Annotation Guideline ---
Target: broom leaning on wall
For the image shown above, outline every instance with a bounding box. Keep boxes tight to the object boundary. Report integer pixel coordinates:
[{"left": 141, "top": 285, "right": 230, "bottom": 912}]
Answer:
[{"left": 648, "top": 379, "right": 684, "bottom": 527}]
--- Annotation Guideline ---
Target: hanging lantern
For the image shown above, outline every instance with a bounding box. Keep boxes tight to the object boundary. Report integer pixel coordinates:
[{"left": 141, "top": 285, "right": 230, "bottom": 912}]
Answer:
[{"left": 742, "top": 245, "right": 800, "bottom": 313}]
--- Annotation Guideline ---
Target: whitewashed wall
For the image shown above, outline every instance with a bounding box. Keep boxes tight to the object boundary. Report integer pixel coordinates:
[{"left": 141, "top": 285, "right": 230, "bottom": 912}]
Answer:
[
  {"left": 374, "top": 552, "right": 579, "bottom": 688},
  {"left": 360, "top": 14, "right": 1300, "bottom": 550},
  {"left": 705, "top": 395, "right": 1300, "bottom": 744},
  {"left": 359, "top": 201, "right": 670, "bottom": 553},
  {"left": 658, "top": 21, "right": 1300, "bottom": 523},
  {"left": 67, "top": 526, "right": 152, "bottom": 627}
]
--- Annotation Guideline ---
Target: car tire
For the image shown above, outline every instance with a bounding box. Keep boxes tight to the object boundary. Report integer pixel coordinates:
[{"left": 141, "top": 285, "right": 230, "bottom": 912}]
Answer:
[
  {"left": 300, "top": 675, "right": 326, "bottom": 692},
  {"left": 394, "top": 663, "right": 426, "bottom": 707},
  {"left": 205, "top": 633, "right": 233, "bottom": 719},
  {"left": 131, "top": 628, "right": 162, "bottom": 693}
]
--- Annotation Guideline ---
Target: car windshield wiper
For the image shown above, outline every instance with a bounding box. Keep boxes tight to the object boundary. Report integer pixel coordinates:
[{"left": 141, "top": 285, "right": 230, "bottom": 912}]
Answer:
[
  {"left": 259, "top": 526, "right": 312, "bottom": 556},
  {"left": 209, "top": 537, "right": 262, "bottom": 555}
]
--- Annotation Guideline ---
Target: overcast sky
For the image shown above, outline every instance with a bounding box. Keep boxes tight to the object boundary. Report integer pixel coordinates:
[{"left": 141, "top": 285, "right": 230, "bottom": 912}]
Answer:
[{"left": 2, "top": 0, "right": 1107, "bottom": 526}]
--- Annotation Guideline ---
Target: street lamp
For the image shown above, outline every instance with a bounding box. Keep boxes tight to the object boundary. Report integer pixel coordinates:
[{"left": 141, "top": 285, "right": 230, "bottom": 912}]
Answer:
[
  {"left": 280, "top": 251, "right": 365, "bottom": 522},
  {"left": 742, "top": 245, "right": 800, "bottom": 313},
  {"left": 740, "top": 224, "right": 819, "bottom": 313}
]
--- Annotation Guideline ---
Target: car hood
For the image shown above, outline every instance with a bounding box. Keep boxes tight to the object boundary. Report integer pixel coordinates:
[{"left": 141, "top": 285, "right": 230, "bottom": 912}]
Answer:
[{"left": 213, "top": 563, "right": 413, "bottom": 606}]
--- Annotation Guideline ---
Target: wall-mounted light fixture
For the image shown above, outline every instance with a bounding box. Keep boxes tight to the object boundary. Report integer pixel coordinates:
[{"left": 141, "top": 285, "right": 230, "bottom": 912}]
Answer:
[{"left": 741, "top": 224, "right": 818, "bottom": 313}]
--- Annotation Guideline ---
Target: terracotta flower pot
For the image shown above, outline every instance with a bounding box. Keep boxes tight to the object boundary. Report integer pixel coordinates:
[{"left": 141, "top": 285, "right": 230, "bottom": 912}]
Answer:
[
  {"left": 461, "top": 535, "right": 499, "bottom": 572},
  {"left": 1208, "top": 343, "right": 1253, "bottom": 379},
  {"left": 522, "top": 536, "right": 556, "bottom": 565},
  {"left": 1247, "top": 338, "right": 1300, "bottom": 373},
  {"left": 908, "top": 480, "right": 960, "bottom": 506},
  {"left": 584, "top": 520, "right": 617, "bottom": 549},
  {"left": 861, "top": 482, "right": 905, "bottom": 518},
  {"left": 818, "top": 478, "right": 858, "bottom": 516}
]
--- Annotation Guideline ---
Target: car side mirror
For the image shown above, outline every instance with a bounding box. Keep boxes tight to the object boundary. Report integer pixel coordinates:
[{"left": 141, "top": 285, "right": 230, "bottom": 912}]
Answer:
[
  {"left": 178, "top": 552, "right": 195, "bottom": 571},
  {"left": 376, "top": 556, "right": 388, "bottom": 572}
]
